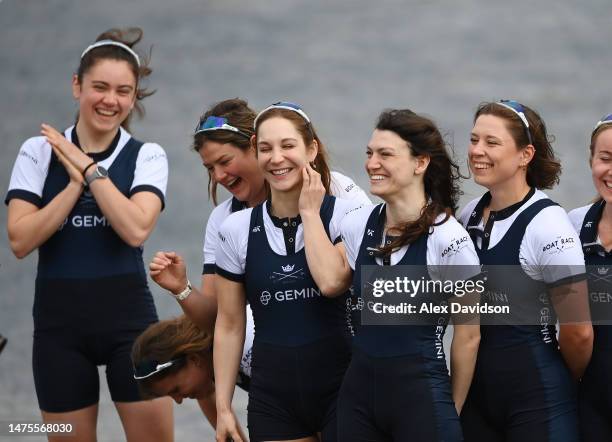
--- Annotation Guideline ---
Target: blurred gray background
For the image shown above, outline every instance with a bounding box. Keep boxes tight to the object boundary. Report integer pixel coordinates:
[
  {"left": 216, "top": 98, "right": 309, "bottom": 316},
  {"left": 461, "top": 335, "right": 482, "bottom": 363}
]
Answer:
[{"left": 1, "top": 0, "right": 610, "bottom": 440}]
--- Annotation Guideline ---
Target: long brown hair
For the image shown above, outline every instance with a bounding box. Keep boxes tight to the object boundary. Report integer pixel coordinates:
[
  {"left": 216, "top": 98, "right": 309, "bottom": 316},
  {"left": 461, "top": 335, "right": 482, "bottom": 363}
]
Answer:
[
  {"left": 474, "top": 101, "right": 561, "bottom": 189},
  {"left": 131, "top": 316, "right": 212, "bottom": 399},
  {"left": 76, "top": 27, "right": 154, "bottom": 132},
  {"left": 253, "top": 106, "right": 332, "bottom": 194},
  {"left": 375, "top": 109, "right": 462, "bottom": 256}
]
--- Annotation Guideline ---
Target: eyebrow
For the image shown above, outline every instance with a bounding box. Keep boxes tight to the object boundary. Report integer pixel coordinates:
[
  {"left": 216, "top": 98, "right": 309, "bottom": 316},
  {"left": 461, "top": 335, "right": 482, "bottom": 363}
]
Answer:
[{"left": 91, "top": 80, "right": 134, "bottom": 90}]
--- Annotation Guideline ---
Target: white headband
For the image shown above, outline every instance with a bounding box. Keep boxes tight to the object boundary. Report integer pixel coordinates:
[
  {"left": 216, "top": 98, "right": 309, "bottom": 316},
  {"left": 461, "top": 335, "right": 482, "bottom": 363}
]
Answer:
[{"left": 80, "top": 40, "right": 141, "bottom": 67}]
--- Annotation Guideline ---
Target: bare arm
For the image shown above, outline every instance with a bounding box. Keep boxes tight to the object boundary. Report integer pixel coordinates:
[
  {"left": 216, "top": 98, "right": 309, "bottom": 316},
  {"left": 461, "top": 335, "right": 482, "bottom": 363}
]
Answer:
[
  {"left": 450, "top": 323, "right": 480, "bottom": 414},
  {"left": 300, "top": 166, "right": 352, "bottom": 296},
  {"left": 7, "top": 141, "right": 85, "bottom": 258},
  {"left": 550, "top": 279, "right": 593, "bottom": 379},
  {"left": 42, "top": 123, "right": 163, "bottom": 247},
  {"left": 213, "top": 276, "right": 247, "bottom": 442}
]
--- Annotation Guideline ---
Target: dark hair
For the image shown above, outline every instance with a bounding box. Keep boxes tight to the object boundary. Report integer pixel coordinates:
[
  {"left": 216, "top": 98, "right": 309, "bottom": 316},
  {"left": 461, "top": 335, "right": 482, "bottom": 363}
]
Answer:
[
  {"left": 76, "top": 27, "right": 154, "bottom": 131},
  {"left": 375, "top": 109, "right": 462, "bottom": 256},
  {"left": 131, "top": 315, "right": 212, "bottom": 399},
  {"left": 193, "top": 98, "right": 257, "bottom": 205},
  {"left": 253, "top": 107, "right": 332, "bottom": 194},
  {"left": 474, "top": 102, "right": 561, "bottom": 189}
]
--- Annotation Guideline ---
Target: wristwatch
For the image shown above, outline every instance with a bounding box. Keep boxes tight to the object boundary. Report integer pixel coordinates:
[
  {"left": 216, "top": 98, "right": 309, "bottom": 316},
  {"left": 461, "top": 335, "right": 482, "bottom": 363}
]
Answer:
[
  {"left": 85, "top": 165, "right": 109, "bottom": 186},
  {"left": 173, "top": 280, "right": 193, "bottom": 301}
]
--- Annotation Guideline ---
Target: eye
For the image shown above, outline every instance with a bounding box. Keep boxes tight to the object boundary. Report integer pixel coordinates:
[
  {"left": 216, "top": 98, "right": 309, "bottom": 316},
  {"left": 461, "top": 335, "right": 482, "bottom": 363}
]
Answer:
[
  {"left": 469, "top": 137, "right": 478, "bottom": 145},
  {"left": 93, "top": 84, "right": 105, "bottom": 91},
  {"left": 282, "top": 144, "right": 295, "bottom": 149},
  {"left": 366, "top": 150, "right": 372, "bottom": 158},
  {"left": 258, "top": 145, "right": 271, "bottom": 153},
  {"left": 118, "top": 88, "right": 132, "bottom": 96}
]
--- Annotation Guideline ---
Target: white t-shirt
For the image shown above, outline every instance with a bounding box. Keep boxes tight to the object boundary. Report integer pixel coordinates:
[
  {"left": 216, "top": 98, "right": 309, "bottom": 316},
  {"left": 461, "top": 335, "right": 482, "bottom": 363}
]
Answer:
[
  {"left": 340, "top": 204, "right": 481, "bottom": 282},
  {"left": 458, "top": 190, "right": 585, "bottom": 284},
  {"left": 216, "top": 197, "right": 366, "bottom": 278},
  {"left": 203, "top": 170, "right": 370, "bottom": 272},
  {"left": 6, "top": 126, "right": 168, "bottom": 207}
]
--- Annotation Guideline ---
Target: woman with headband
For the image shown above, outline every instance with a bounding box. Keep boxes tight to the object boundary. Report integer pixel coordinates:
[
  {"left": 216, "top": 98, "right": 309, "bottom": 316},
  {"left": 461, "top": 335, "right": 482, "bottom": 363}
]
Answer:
[
  {"left": 207, "top": 101, "right": 365, "bottom": 442},
  {"left": 131, "top": 315, "right": 250, "bottom": 438},
  {"left": 5, "top": 28, "right": 172, "bottom": 441},
  {"left": 568, "top": 114, "right": 612, "bottom": 441},
  {"left": 149, "top": 99, "right": 370, "bottom": 402},
  {"left": 458, "top": 100, "right": 593, "bottom": 441},
  {"left": 306, "top": 109, "right": 482, "bottom": 441}
]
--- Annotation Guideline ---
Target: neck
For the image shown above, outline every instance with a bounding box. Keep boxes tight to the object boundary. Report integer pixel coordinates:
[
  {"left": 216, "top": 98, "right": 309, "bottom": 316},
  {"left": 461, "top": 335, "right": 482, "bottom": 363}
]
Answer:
[
  {"left": 269, "top": 186, "right": 301, "bottom": 218},
  {"left": 76, "top": 120, "right": 118, "bottom": 154},
  {"left": 246, "top": 182, "right": 268, "bottom": 208},
  {"left": 384, "top": 184, "right": 428, "bottom": 229},
  {"left": 488, "top": 180, "right": 531, "bottom": 211}
]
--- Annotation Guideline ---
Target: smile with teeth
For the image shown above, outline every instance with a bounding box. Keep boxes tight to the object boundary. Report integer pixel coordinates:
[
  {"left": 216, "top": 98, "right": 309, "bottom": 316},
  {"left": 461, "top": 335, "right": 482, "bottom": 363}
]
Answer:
[
  {"left": 226, "top": 177, "right": 241, "bottom": 188},
  {"left": 472, "top": 162, "right": 492, "bottom": 170},
  {"left": 271, "top": 168, "right": 292, "bottom": 176},
  {"left": 96, "top": 108, "right": 118, "bottom": 117},
  {"left": 604, "top": 181, "right": 612, "bottom": 189},
  {"left": 370, "top": 175, "right": 386, "bottom": 181}
]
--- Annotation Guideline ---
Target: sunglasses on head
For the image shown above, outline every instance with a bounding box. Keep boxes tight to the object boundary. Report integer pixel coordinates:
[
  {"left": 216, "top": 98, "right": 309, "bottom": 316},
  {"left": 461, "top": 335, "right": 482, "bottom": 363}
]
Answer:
[
  {"left": 133, "top": 356, "right": 185, "bottom": 380},
  {"left": 253, "top": 101, "right": 312, "bottom": 130},
  {"left": 496, "top": 99, "right": 533, "bottom": 145},
  {"left": 194, "top": 116, "right": 250, "bottom": 138}
]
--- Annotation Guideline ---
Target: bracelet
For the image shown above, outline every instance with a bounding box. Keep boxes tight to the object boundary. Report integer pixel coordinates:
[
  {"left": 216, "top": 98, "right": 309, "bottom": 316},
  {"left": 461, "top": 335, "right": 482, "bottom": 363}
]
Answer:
[
  {"left": 173, "top": 280, "right": 193, "bottom": 301},
  {"left": 82, "top": 161, "right": 97, "bottom": 177}
]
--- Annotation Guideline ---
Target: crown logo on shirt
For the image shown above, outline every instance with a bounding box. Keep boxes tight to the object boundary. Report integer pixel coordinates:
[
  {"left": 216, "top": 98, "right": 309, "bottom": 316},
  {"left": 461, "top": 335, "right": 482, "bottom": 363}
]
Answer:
[
  {"left": 597, "top": 266, "right": 609, "bottom": 275},
  {"left": 585, "top": 221, "right": 593, "bottom": 228},
  {"left": 282, "top": 264, "right": 295, "bottom": 272},
  {"left": 252, "top": 225, "right": 261, "bottom": 233}
]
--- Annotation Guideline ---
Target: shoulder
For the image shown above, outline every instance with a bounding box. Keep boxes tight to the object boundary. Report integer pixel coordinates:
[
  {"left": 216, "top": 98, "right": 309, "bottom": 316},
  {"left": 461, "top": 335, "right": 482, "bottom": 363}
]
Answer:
[
  {"left": 340, "top": 204, "right": 378, "bottom": 237},
  {"left": 567, "top": 204, "right": 593, "bottom": 233},
  {"left": 429, "top": 214, "right": 472, "bottom": 251},
  {"left": 219, "top": 207, "right": 253, "bottom": 236},
  {"left": 527, "top": 191, "right": 572, "bottom": 228},
  {"left": 210, "top": 198, "right": 234, "bottom": 223},
  {"left": 136, "top": 141, "right": 168, "bottom": 162},
  {"left": 457, "top": 196, "right": 482, "bottom": 226},
  {"left": 330, "top": 170, "right": 371, "bottom": 204},
  {"left": 17, "top": 136, "right": 51, "bottom": 161}
]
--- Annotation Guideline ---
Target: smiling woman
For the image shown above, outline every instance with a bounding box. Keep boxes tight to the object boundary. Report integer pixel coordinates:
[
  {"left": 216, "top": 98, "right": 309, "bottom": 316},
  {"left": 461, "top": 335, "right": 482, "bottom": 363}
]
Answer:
[
  {"left": 459, "top": 101, "right": 593, "bottom": 442},
  {"left": 5, "top": 28, "right": 172, "bottom": 442}
]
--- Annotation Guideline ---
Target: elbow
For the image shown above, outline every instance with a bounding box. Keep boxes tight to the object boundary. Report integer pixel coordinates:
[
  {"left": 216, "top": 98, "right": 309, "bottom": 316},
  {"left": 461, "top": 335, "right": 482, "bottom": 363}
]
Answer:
[
  {"left": 8, "top": 237, "right": 31, "bottom": 259},
  {"left": 319, "top": 280, "right": 350, "bottom": 298},
  {"left": 123, "top": 228, "right": 150, "bottom": 248},
  {"left": 560, "top": 324, "right": 594, "bottom": 349}
]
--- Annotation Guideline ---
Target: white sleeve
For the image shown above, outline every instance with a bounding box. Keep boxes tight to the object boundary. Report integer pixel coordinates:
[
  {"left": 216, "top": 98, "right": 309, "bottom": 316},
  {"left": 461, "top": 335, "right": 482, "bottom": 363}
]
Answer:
[
  {"left": 427, "top": 215, "right": 481, "bottom": 282},
  {"left": 521, "top": 206, "right": 586, "bottom": 284},
  {"left": 5, "top": 137, "right": 51, "bottom": 207},
  {"left": 202, "top": 201, "right": 232, "bottom": 273},
  {"left": 330, "top": 171, "right": 371, "bottom": 205},
  {"left": 215, "top": 211, "right": 250, "bottom": 281},
  {"left": 567, "top": 205, "right": 590, "bottom": 235},
  {"left": 329, "top": 197, "right": 369, "bottom": 243},
  {"left": 130, "top": 143, "right": 168, "bottom": 208},
  {"left": 339, "top": 206, "right": 373, "bottom": 270}
]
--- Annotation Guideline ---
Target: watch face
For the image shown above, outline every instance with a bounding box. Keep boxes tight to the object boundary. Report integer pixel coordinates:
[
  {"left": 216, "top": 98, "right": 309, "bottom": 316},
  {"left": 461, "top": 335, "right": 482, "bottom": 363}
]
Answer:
[{"left": 97, "top": 165, "right": 109, "bottom": 177}]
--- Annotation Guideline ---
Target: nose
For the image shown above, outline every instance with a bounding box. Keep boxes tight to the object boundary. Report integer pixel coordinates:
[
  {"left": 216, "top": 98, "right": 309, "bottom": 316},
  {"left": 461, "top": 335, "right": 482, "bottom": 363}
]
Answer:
[
  {"left": 366, "top": 155, "right": 380, "bottom": 173},
  {"left": 101, "top": 90, "right": 118, "bottom": 105},
  {"left": 270, "top": 146, "right": 283, "bottom": 164},
  {"left": 212, "top": 165, "right": 227, "bottom": 182}
]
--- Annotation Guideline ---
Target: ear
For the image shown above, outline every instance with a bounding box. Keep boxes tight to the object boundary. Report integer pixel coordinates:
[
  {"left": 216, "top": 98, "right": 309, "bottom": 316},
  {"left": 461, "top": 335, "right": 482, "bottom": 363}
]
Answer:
[
  {"left": 250, "top": 135, "right": 257, "bottom": 152},
  {"left": 519, "top": 144, "right": 536, "bottom": 168},
  {"left": 414, "top": 154, "right": 431, "bottom": 175},
  {"left": 71, "top": 74, "right": 81, "bottom": 100},
  {"left": 307, "top": 139, "right": 319, "bottom": 163}
]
